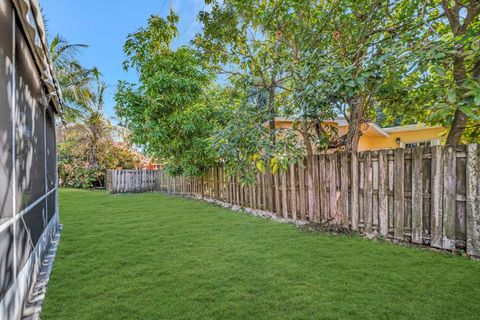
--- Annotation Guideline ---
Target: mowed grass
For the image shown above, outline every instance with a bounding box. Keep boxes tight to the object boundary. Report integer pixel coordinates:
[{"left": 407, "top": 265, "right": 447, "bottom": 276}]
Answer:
[{"left": 42, "top": 189, "right": 480, "bottom": 320}]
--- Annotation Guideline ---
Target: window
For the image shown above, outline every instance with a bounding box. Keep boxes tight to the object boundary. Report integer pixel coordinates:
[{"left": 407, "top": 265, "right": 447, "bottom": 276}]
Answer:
[{"left": 404, "top": 141, "right": 431, "bottom": 149}]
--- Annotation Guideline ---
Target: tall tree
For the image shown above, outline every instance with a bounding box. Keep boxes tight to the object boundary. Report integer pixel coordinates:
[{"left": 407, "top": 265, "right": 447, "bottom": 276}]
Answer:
[
  {"left": 430, "top": 0, "right": 479, "bottom": 144},
  {"left": 67, "top": 71, "right": 112, "bottom": 167},
  {"left": 195, "top": 1, "right": 287, "bottom": 147},
  {"left": 116, "top": 13, "right": 218, "bottom": 176},
  {"left": 49, "top": 34, "right": 97, "bottom": 122}
]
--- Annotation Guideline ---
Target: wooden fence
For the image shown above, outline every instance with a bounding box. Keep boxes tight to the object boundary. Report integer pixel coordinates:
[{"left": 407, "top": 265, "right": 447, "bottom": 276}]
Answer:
[
  {"left": 107, "top": 144, "right": 480, "bottom": 256},
  {"left": 106, "top": 169, "right": 158, "bottom": 193}
]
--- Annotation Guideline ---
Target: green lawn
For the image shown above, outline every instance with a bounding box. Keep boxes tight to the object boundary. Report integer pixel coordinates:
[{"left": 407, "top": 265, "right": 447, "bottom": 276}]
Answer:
[{"left": 42, "top": 189, "right": 480, "bottom": 320}]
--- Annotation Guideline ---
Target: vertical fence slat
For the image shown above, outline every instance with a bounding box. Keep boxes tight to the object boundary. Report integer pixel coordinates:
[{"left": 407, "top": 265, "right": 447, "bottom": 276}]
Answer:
[
  {"left": 443, "top": 146, "right": 456, "bottom": 250},
  {"left": 378, "top": 150, "right": 388, "bottom": 236},
  {"left": 274, "top": 173, "right": 281, "bottom": 215},
  {"left": 467, "top": 144, "right": 480, "bottom": 256},
  {"left": 307, "top": 156, "right": 315, "bottom": 221},
  {"left": 313, "top": 156, "right": 320, "bottom": 222},
  {"left": 290, "top": 164, "right": 297, "bottom": 220},
  {"left": 299, "top": 160, "right": 306, "bottom": 220},
  {"left": 411, "top": 147, "right": 423, "bottom": 243},
  {"left": 350, "top": 152, "right": 359, "bottom": 231},
  {"left": 364, "top": 152, "right": 373, "bottom": 233},
  {"left": 340, "top": 152, "right": 349, "bottom": 229},
  {"left": 394, "top": 148, "right": 405, "bottom": 240},
  {"left": 319, "top": 155, "right": 327, "bottom": 223},
  {"left": 431, "top": 145, "right": 443, "bottom": 248},
  {"left": 281, "top": 171, "right": 288, "bottom": 218},
  {"left": 328, "top": 154, "right": 337, "bottom": 223}
]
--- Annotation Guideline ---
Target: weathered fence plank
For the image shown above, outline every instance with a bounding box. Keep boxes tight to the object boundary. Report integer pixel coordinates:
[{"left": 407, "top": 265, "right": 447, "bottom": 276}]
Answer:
[
  {"left": 466, "top": 144, "right": 480, "bottom": 256},
  {"left": 328, "top": 154, "right": 337, "bottom": 223},
  {"left": 411, "top": 147, "right": 423, "bottom": 243},
  {"left": 281, "top": 171, "right": 288, "bottom": 218},
  {"left": 290, "top": 164, "right": 297, "bottom": 220},
  {"left": 443, "top": 146, "right": 456, "bottom": 250},
  {"left": 378, "top": 150, "right": 388, "bottom": 236},
  {"left": 299, "top": 160, "right": 306, "bottom": 220},
  {"left": 350, "top": 152, "right": 359, "bottom": 231},
  {"left": 394, "top": 148, "right": 405, "bottom": 240},
  {"left": 313, "top": 156, "right": 320, "bottom": 222},
  {"left": 340, "top": 152, "right": 349, "bottom": 229},
  {"left": 307, "top": 156, "right": 315, "bottom": 221},
  {"left": 364, "top": 152, "right": 373, "bottom": 233},
  {"left": 431, "top": 146, "right": 444, "bottom": 248}
]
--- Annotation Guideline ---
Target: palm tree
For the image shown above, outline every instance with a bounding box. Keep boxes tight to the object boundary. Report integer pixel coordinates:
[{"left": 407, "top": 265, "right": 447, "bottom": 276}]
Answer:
[
  {"left": 73, "top": 71, "right": 112, "bottom": 167},
  {"left": 49, "top": 34, "right": 96, "bottom": 122}
]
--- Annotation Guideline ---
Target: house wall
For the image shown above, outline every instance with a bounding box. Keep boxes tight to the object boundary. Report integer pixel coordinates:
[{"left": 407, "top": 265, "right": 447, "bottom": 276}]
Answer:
[
  {"left": 0, "top": 1, "right": 60, "bottom": 319},
  {"left": 274, "top": 120, "right": 446, "bottom": 152},
  {"left": 357, "top": 127, "right": 446, "bottom": 151}
]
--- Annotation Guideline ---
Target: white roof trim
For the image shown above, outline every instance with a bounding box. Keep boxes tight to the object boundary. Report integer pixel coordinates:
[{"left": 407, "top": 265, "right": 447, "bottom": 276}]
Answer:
[
  {"left": 12, "top": 0, "right": 63, "bottom": 112},
  {"left": 364, "top": 122, "right": 389, "bottom": 137},
  {"left": 382, "top": 124, "right": 444, "bottom": 133}
]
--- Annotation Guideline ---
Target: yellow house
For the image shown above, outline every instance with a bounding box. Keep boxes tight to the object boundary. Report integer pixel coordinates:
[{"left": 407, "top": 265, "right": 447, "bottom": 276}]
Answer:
[{"left": 272, "top": 117, "right": 446, "bottom": 152}]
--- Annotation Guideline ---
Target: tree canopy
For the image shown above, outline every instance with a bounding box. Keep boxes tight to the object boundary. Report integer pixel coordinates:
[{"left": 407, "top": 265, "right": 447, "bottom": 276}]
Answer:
[{"left": 115, "top": 1, "right": 480, "bottom": 180}]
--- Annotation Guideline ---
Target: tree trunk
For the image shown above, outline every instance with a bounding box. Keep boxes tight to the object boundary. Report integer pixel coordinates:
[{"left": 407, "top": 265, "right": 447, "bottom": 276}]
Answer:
[
  {"left": 268, "top": 85, "right": 276, "bottom": 146},
  {"left": 446, "top": 109, "right": 468, "bottom": 145},
  {"left": 446, "top": 56, "right": 469, "bottom": 145},
  {"left": 301, "top": 118, "right": 314, "bottom": 156},
  {"left": 345, "top": 96, "right": 366, "bottom": 152}
]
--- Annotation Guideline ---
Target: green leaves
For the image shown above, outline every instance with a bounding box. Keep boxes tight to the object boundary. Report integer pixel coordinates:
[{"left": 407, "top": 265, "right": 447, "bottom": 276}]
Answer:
[
  {"left": 447, "top": 89, "right": 456, "bottom": 104},
  {"left": 114, "top": 0, "right": 480, "bottom": 180},
  {"left": 116, "top": 15, "right": 218, "bottom": 176}
]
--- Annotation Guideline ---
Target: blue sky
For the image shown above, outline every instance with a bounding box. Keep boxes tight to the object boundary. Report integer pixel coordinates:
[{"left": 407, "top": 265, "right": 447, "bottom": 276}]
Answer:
[{"left": 41, "top": 0, "right": 209, "bottom": 119}]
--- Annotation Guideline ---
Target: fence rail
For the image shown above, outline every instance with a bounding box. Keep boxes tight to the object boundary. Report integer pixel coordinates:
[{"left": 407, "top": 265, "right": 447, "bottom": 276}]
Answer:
[{"left": 106, "top": 144, "right": 480, "bottom": 256}]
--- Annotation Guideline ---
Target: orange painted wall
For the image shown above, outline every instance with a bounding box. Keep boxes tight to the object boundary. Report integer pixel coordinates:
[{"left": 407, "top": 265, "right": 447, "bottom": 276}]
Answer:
[
  {"left": 357, "top": 127, "right": 446, "bottom": 151},
  {"left": 273, "top": 120, "right": 446, "bottom": 152}
]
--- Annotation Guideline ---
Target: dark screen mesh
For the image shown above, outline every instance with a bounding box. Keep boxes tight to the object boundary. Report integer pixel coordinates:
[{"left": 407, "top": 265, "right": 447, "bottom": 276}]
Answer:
[
  {"left": 46, "top": 107, "right": 56, "bottom": 191},
  {"left": 15, "top": 199, "right": 46, "bottom": 273},
  {"left": 14, "top": 20, "right": 46, "bottom": 212},
  {"left": 0, "top": 225, "right": 14, "bottom": 302},
  {"left": 47, "top": 191, "right": 56, "bottom": 223},
  {"left": 0, "top": 0, "right": 14, "bottom": 222}
]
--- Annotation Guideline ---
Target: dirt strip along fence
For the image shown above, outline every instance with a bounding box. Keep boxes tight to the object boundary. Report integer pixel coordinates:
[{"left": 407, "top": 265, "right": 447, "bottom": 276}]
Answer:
[{"left": 106, "top": 144, "right": 480, "bottom": 256}]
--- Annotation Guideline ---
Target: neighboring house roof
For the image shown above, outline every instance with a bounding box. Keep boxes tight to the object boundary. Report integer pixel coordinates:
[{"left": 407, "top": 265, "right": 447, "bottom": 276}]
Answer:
[{"left": 12, "top": 0, "right": 62, "bottom": 112}]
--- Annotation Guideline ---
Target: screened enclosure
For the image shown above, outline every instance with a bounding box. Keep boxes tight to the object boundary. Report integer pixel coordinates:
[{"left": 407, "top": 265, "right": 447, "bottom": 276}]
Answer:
[{"left": 0, "top": 0, "right": 61, "bottom": 319}]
